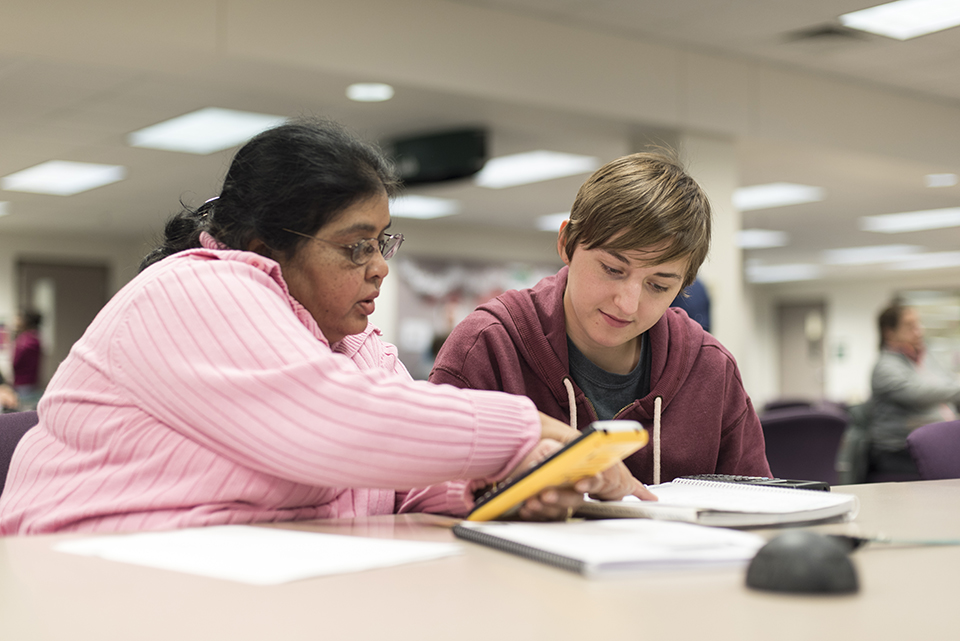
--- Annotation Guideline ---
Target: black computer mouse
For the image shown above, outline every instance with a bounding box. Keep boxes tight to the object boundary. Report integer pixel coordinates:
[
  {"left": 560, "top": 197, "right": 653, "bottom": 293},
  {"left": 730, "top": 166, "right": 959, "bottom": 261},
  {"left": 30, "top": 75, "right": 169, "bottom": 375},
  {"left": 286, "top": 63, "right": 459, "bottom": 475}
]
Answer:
[{"left": 745, "top": 530, "right": 859, "bottom": 594}]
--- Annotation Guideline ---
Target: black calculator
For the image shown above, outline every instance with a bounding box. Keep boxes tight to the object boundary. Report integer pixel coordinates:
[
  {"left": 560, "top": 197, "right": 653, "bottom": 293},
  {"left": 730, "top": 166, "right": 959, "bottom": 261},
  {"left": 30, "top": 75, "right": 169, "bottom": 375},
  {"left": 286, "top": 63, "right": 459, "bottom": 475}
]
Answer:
[{"left": 678, "top": 473, "right": 831, "bottom": 491}]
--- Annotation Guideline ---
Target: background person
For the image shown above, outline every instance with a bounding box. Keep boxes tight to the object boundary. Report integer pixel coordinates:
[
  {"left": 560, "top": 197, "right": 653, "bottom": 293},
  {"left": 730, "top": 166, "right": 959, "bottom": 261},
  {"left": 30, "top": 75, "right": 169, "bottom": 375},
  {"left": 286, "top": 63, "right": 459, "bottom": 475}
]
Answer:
[
  {"left": 869, "top": 301, "right": 960, "bottom": 477},
  {"left": 0, "top": 372, "right": 18, "bottom": 412},
  {"left": 12, "top": 309, "right": 43, "bottom": 410},
  {"left": 0, "top": 119, "right": 644, "bottom": 536},
  {"left": 430, "top": 152, "right": 771, "bottom": 486},
  {"left": 670, "top": 277, "right": 710, "bottom": 332}
]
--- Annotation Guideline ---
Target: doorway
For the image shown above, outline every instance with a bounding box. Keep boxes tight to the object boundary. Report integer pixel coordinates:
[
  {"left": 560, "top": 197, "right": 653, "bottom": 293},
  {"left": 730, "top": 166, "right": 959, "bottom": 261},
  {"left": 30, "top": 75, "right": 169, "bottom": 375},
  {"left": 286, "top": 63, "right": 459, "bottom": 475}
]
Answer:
[
  {"left": 777, "top": 301, "right": 826, "bottom": 401},
  {"left": 17, "top": 260, "right": 110, "bottom": 386}
]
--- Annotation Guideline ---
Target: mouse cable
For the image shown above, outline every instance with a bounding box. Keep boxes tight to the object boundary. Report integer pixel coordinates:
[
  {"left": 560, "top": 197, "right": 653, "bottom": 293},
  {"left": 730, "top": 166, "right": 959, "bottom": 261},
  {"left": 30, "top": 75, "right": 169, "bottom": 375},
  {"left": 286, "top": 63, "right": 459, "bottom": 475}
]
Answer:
[{"left": 829, "top": 534, "right": 960, "bottom": 550}]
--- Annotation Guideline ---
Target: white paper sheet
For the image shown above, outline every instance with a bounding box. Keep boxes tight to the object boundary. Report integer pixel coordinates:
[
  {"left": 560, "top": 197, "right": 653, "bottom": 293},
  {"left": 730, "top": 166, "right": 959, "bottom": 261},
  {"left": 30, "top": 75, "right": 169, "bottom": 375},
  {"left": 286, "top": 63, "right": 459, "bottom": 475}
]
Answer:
[{"left": 54, "top": 525, "right": 462, "bottom": 585}]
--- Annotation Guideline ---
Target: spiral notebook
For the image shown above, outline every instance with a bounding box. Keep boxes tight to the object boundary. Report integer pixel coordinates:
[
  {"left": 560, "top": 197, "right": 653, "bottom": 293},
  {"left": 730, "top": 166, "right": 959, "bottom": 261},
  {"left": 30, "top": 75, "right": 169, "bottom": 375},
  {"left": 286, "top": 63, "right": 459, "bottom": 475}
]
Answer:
[
  {"left": 453, "top": 519, "right": 765, "bottom": 577},
  {"left": 574, "top": 478, "right": 859, "bottom": 528}
]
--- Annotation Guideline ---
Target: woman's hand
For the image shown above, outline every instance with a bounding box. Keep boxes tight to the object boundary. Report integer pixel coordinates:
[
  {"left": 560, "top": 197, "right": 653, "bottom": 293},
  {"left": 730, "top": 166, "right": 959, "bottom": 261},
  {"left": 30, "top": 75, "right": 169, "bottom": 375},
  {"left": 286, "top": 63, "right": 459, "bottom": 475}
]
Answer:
[
  {"left": 506, "top": 436, "right": 658, "bottom": 522},
  {"left": 533, "top": 412, "right": 657, "bottom": 502},
  {"left": 510, "top": 438, "right": 585, "bottom": 521},
  {"left": 537, "top": 412, "right": 580, "bottom": 444}
]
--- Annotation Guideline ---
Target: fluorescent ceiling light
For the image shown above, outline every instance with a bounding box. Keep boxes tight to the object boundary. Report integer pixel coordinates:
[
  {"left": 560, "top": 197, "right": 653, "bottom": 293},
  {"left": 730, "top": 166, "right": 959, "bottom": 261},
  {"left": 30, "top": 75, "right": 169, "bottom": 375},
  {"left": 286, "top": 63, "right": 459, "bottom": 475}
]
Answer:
[
  {"left": 537, "top": 212, "right": 569, "bottom": 232},
  {"left": 888, "top": 251, "right": 960, "bottom": 270},
  {"left": 128, "top": 107, "right": 288, "bottom": 154},
  {"left": 0, "top": 202, "right": 8, "bottom": 217},
  {"left": 822, "top": 244, "right": 924, "bottom": 265},
  {"left": 746, "top": 263, "right": 822, "bottom": 284},
  {"left": 733, "top": 183, "right": 824, "bottom": 211},
  {"left": 926, "top": 173, "right": 958, "bottom": 187},
  {"left": 900, "top": 289, "right": 960, "bottom": 304},
  {"left": 346, "top": 83, "right": 395, "bottom": 102},
  {"left": 474, "top": 151, "right": 599, "bottom": 189},
  {"left": 737, "top": 229, "right": 789, "bottom": 249},
  {"left": 1, "top": 161, "right": 127, "bottom": 196},
  {"left": 840, "top": 0, "right": 960, "bottom": 40},
  {"left": 389, "top": 195, "right": 460, "bottom": 219},
  {"left": 860, "top": 207, "right": 960, "bottom": 232}
]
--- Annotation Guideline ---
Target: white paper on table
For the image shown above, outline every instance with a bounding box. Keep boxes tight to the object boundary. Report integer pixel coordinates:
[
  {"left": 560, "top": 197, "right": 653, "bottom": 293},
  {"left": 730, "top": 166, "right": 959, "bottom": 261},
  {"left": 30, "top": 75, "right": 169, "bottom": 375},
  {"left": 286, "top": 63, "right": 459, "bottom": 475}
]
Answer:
[{"left": 53, "top": 524, "right": 462, "bottom": 585}]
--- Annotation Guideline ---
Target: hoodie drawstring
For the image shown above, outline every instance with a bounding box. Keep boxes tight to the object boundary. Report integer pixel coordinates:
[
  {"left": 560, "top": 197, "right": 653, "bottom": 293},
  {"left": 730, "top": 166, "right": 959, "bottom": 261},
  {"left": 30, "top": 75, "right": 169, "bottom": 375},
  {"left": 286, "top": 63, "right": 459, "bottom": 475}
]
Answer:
[
  {"left": 563, "top": 377, "right": 662, "bottom": 486},
  {"left": 653, "top": 396, "right": 662, "bottom": 486},
  {"left": 563, "top": 377, "right": 577, "bottom": 432}
]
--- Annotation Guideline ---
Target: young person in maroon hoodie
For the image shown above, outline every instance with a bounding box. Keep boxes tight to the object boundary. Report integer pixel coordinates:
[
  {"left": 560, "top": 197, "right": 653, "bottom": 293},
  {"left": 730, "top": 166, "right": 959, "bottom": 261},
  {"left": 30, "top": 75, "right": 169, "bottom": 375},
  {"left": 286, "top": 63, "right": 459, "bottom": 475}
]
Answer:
[{"left": 430, "top": 152, "right": 771, "bottom": 486}]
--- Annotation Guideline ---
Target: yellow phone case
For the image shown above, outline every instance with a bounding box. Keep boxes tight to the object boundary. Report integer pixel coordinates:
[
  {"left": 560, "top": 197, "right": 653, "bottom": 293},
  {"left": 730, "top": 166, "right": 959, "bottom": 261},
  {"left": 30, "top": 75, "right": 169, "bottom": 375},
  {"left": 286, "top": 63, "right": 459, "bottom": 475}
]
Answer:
[{"left": 467, "top": 420, "right": 649, "bottom": 522}]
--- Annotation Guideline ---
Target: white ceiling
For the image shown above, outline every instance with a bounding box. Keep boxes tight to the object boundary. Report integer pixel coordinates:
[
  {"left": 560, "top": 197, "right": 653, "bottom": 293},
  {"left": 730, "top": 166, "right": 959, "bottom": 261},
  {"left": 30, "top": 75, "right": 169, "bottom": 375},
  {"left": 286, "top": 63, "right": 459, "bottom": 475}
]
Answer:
[{"left": 1, "top": 0, "right": 960, "bottom": 283}]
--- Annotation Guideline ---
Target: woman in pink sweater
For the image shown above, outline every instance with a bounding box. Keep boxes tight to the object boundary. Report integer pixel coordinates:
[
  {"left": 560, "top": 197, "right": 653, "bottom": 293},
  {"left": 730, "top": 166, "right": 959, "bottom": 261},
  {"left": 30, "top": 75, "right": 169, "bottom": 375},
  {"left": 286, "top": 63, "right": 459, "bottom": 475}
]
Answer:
[{"left": 0, "top": 120, "right": 642, "bottom": 535}]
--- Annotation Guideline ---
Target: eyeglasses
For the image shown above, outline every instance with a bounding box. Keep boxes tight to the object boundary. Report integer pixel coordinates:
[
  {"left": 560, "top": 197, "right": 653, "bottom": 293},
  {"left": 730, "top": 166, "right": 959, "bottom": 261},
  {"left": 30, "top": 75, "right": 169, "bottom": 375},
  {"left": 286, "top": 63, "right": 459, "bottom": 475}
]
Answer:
[{"left": 282, "top": 228, "right": 404, "bottom": 266}]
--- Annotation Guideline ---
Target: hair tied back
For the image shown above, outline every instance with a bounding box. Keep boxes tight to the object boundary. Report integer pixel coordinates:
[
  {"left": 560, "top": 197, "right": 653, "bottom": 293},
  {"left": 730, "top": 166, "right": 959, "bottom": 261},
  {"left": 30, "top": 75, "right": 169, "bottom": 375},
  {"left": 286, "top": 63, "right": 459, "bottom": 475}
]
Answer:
[{"left": 199, "top": 196, "right": 219, "bottom": 219}]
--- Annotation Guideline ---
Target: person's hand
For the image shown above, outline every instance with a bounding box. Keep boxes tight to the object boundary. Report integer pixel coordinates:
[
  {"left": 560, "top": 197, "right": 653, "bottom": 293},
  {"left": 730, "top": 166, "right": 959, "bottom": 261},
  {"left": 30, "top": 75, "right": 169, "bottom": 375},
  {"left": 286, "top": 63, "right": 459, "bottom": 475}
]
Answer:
[
  {"left": 0, "top": 384, "right": 19, "bottom": 411},
  {"left": 576, "top": 461, "right": 658, "bottom": 502},
  {"left": 534, "top": 412, "right": 657, "bottom": 501},
  {"left": 511, "top": 413, "right": 657, "bottom": 520},
  {"left": 509, "top": 438, "right": 588, "bottom": 521},
  {"left": 537, "top": 411, "right": 580, "bottom": 444},
  {"left": 505, "top": 438, "right": 658, "bottom": 522},
  {"left": 517, "top": 462, "right": 657, "bottom": 521}
]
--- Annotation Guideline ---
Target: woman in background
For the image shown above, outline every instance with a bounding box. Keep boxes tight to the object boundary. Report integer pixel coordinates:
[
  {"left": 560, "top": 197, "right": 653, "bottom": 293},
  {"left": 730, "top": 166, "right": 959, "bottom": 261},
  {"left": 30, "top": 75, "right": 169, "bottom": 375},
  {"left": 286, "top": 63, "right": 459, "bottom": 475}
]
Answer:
[{"left": 0, "top": 119, "right": 645, "bottom": 535}]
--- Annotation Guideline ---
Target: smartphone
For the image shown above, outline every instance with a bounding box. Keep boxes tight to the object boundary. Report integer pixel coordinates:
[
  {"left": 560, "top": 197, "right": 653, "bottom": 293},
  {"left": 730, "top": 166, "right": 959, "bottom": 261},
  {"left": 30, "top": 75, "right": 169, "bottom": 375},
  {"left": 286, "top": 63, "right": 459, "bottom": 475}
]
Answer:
[{"left": 466, "top": 420, "right": 649, "bottom": 522}]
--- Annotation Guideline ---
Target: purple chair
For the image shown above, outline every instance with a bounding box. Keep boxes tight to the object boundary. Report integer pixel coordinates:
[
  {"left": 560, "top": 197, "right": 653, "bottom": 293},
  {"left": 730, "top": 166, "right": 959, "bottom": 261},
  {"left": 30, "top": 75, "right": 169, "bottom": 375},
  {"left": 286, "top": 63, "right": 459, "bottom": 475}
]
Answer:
[
  {"left": 0, "top": 410, "right": 39, "bottom": 497},
  {"left": 762, "top": 398, "right": 814, "bottom": 413},
  {"left": 759, "top": 406, "right": 849, "bottom": 486},
  {"left": 907, "top": 420, "right": 960, "bottom": 480}
]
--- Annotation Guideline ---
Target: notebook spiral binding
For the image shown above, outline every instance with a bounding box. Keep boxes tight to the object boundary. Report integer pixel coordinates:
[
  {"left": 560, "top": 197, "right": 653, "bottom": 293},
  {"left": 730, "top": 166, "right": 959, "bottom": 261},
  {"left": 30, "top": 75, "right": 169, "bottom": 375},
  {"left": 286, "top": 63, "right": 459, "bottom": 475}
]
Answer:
[
  {"left": 453, "top": 523, "right": 587, "bottom": 575},
  {"left": 676, "top": 478, "right": 820, "bottom": 495}
]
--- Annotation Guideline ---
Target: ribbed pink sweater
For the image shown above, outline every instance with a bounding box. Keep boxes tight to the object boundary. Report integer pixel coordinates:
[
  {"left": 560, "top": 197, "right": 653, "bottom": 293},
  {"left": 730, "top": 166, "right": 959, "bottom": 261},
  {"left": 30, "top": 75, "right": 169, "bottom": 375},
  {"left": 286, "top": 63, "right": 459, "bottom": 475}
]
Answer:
[{"left": 0, "top": 239, "right": 539, "bottom": 535}]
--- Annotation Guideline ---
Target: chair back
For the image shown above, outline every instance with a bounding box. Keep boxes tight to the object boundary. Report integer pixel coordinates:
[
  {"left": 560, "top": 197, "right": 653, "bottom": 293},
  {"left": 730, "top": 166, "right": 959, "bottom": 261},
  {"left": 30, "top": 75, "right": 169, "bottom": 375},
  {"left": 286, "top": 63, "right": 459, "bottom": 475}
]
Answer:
[
  {"left": 907, "top": 420, "right": 960, "bottom": 480},
  {"left": 762, "top": 398, "right": 814, "bottom": 413},
  {"left": 759, "top": 405, "right": 849, "bottom": 486},
  {"left": 0, "top": 410, "right": 39, "bottom": 497},
  {"left": 836, "top": 401, "right": 872, "bottom": 485}
]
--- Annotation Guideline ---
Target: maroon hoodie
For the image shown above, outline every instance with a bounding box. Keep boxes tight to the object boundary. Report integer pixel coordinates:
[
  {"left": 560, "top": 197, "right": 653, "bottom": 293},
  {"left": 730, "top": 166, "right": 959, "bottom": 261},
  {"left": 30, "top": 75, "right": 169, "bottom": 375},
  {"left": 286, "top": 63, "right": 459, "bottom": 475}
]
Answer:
[{"left": 430, "top": 267, "right": 771, "bottom": 485}]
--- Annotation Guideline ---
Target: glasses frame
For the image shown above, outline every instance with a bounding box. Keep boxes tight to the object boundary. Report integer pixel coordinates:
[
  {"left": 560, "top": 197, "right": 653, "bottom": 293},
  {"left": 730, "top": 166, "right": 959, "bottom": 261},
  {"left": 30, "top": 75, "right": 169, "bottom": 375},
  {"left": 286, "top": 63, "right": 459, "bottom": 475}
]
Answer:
[{"left": 282, "top": 228, "right": 404, "bottom": 266}]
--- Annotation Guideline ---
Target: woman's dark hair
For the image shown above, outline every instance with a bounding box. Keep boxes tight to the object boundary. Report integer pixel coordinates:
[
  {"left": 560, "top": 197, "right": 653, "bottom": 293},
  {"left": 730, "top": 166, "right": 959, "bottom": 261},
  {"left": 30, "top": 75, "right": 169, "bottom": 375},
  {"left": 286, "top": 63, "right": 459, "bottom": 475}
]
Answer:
[{"left": 139, "top": 119, "right": 401, "bottom": 271}]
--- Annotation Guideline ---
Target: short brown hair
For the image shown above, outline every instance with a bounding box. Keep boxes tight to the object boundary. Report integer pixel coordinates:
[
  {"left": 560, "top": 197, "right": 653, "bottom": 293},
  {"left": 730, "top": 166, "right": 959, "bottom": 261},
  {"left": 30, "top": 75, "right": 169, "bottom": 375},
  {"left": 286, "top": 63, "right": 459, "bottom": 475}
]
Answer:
[
  {"left": 878, "top": 300, "right": 907, "bottom": 349},
  {"left": 561, "top": 152, "right": 711, "bottom": 288}
]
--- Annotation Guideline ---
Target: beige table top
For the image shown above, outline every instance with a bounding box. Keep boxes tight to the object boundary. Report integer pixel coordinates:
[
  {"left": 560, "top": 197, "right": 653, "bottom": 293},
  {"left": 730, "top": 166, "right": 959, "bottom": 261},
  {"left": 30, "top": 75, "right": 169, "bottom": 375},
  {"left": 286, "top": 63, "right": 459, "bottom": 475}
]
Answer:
[{"left": 2, "top": 479, "right": 959, "bottom": 641}]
